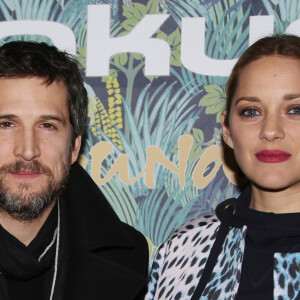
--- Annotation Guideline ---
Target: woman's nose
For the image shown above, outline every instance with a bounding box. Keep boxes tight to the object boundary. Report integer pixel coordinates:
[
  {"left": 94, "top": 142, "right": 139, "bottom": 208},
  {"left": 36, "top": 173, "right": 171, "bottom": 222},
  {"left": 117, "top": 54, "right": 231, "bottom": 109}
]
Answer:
[{"left": 259, "top": 114, "right": 285, "bottom": 142}]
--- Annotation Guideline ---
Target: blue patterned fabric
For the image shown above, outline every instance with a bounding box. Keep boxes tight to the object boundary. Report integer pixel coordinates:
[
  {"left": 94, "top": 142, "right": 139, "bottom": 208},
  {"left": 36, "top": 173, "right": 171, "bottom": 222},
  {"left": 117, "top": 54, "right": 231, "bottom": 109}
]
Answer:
[
  {"left": 274, "top": 253, "right": 300, "bottom": 300},
  {"left": 146, "top": 216, "right": 300, "bottom": 299}
]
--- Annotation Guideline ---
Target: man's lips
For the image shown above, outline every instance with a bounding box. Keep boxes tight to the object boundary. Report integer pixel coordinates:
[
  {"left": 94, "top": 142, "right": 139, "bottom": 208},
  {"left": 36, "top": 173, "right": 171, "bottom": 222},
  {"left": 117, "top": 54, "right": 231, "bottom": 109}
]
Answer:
[
  {"left": 8, "top": 171, "right": 43, "bottom": 179},
  {"left": 255, "top": 150, "right": 291, "bottom": 163}
]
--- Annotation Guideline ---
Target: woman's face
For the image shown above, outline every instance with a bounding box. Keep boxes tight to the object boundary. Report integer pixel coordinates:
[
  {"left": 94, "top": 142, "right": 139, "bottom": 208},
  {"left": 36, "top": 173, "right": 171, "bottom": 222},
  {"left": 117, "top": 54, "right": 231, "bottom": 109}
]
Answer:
[{"left": 222, "top": 55, "right": 300, "bottom": 191}]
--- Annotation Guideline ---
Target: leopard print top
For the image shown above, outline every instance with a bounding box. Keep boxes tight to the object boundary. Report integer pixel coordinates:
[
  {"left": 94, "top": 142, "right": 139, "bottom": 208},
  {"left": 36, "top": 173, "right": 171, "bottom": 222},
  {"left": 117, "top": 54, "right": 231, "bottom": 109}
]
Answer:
[{"left": 145, "top": 215, "right": 300, "bottom": 299}]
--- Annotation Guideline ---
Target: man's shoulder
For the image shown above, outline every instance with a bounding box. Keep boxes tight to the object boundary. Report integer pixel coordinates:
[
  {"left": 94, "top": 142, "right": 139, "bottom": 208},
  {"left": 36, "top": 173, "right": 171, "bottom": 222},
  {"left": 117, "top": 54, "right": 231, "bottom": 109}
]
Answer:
[
  {"left": 106, "top": 221, "right": 149, "bottom": 285},
  {"left": 64, "top": 164, "right": 149, "bottom": 299},
  {"left": 121, "top": 221, "right": 149, "bottom": 249},
  {"left": 67, "top": 162, "right": 149, "bottom": 260}
]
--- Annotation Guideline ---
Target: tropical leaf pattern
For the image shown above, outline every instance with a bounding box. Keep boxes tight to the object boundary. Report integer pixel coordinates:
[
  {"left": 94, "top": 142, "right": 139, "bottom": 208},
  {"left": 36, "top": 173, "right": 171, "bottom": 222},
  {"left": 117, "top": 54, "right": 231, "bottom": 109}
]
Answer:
[{"left": 0, "top": 0, "right": 294, "bottom": 256}]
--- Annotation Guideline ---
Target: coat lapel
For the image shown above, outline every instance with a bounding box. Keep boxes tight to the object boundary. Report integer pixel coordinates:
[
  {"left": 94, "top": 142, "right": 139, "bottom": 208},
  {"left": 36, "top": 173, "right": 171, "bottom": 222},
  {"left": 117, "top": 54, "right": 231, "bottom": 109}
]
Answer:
[{"left": 62, "top": 163, "right": 148, "bottom": 299}]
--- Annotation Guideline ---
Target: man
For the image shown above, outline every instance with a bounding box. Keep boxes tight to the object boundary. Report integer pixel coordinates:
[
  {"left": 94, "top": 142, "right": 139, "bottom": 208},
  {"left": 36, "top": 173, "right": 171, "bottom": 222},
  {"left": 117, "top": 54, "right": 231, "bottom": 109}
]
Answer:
[{"left": 0, "top": 41, "right": 148, "bottom": 300}]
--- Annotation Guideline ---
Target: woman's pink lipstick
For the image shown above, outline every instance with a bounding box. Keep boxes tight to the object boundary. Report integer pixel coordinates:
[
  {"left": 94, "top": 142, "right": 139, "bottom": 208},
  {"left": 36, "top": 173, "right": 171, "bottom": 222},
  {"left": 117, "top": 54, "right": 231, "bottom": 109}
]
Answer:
[{"left": 255, "top": 150, "right": 291, "bottom": 163}]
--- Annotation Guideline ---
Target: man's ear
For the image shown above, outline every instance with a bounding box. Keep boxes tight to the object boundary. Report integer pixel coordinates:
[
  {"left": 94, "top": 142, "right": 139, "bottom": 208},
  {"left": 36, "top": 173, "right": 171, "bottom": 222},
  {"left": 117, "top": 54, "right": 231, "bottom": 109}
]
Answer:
[
  {"left": 221, "top": 111, "right": 233, "bottom": 149},
  {"left": 71, "top": 135, "right": 82, "bottom": 164}
]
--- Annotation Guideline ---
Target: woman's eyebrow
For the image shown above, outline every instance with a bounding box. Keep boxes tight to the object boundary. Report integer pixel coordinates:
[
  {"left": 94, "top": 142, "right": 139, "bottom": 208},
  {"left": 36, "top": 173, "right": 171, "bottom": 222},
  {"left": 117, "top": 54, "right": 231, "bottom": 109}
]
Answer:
[
  {"left": 283, "top": 94, "right": 300, "bottom": 100},
  {"left": 234, "top": 97, "right": 260, "bottom": 105}
]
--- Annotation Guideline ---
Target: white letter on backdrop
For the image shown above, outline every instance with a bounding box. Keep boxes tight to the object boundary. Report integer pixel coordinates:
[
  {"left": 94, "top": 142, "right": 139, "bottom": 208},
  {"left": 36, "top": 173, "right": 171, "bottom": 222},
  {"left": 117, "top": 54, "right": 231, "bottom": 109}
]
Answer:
[
  {"left": 86, "top": 4, "right": 170, "bottom": 76},
  {"left": 181, "top": 17, "right": 237, "bottom": 76},
  {"left": 249, "top": 16, "right": 274, "bottom": 45},
  {"left": 181, "top": 16, "right": 275, "bottom": 76},
  {"left": 0, "top": 21, "right": 76, "bottom": 55},
  {"left": 286, "top": 19, "right": 300, "bottom": 36}
]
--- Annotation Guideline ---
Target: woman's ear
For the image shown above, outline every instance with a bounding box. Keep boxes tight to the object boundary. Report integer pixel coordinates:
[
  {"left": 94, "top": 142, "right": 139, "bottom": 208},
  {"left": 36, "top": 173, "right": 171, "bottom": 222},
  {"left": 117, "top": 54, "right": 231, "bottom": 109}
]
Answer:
[{"left": 221, "top": 111, "right": 233, "bottom": 149}]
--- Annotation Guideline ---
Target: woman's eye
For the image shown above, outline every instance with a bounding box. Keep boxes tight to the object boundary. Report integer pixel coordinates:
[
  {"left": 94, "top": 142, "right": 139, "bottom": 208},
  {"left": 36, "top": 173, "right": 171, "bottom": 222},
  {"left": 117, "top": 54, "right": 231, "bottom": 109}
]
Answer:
[
  {"left": 240, "top": 108, "right": 259, "bottom": 117},
  {"left": 288, "top": 106, "right": 300, "bottom": 115}
]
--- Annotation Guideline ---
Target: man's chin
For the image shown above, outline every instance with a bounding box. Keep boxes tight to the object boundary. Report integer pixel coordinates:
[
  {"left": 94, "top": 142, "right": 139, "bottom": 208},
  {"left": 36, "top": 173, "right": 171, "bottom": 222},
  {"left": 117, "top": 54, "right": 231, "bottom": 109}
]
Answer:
[
  {"left": 4, "top": 175, "right": 47, "bottom": 188},
  {"left": 0, "top": 160, "right": 70, "bottom": 221},
  {"left": 0, "top": 185, "right": 62, "bottom": 222},
  {"left": 0, "top": 199, "right": 55, "bottom": 222}
]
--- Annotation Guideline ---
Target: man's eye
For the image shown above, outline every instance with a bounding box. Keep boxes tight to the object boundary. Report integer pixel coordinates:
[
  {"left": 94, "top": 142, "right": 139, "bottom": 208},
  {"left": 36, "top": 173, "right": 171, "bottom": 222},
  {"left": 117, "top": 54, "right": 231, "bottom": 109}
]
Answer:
[
  {"left": 40, "top": 123, "right": 56, "bottom": 129},
  {"left": 240, "top": 108, "right": 260, "bottom": 117},
  {"left": 0, "top": 121, "right": 15, "bottom": 128},
  {"left": 288, "top": 106, "right": 300, "bottom": 115}
]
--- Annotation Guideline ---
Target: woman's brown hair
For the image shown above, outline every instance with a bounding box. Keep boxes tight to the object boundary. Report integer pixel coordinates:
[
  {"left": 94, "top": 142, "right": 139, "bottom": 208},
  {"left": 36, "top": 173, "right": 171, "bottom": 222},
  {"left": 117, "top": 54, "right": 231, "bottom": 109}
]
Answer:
[{"left": 225, "top": 34, "right": 300, "bottom": 126}]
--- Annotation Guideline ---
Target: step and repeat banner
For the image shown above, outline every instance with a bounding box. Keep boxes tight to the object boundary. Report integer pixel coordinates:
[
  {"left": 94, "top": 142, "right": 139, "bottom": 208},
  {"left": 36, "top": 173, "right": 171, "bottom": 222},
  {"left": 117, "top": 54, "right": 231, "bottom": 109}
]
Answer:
[{"left": 0, "top": 0, "right": 299, "bottom": 254}]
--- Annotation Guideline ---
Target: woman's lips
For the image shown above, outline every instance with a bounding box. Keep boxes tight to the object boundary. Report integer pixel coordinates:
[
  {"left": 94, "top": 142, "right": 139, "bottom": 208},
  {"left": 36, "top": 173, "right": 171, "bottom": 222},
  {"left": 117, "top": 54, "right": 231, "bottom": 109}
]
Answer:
[{"left": 255, "top": 150, "right": 291, "bottom": 163}]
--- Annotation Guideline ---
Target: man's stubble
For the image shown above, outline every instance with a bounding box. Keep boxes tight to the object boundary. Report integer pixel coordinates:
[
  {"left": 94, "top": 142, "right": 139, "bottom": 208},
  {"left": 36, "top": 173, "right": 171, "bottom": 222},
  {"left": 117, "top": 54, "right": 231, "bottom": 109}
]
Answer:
[{"left": 0, "top": 158, "right": 70, "bottom": 221}]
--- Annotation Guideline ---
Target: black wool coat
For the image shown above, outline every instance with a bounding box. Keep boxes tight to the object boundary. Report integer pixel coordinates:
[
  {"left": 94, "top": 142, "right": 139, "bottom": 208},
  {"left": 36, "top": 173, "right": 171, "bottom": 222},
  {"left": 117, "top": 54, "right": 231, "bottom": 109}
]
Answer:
[{"left": 54, "top": 163, "right": 148, "bottom": 300}]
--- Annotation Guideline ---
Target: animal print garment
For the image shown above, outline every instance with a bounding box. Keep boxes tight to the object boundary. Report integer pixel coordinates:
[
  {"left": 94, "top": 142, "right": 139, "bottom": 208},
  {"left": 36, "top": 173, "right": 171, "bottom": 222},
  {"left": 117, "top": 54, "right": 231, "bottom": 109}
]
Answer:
[
  {"left": 274, "top": 253, "right": 300, "bottom": 300},
  {"left": 146, "top": 215, "right": 300, "bottom": 299},
  {"left": 145, "top": 216, "right": 246, "bottom": 300}
]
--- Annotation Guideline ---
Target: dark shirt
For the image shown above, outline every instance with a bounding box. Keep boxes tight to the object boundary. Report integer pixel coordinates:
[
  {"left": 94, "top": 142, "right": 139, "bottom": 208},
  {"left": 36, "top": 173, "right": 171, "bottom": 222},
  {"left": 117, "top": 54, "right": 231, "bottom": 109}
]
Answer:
[{"left": 234, "top": 200, "right": 300, "bottom": 299}]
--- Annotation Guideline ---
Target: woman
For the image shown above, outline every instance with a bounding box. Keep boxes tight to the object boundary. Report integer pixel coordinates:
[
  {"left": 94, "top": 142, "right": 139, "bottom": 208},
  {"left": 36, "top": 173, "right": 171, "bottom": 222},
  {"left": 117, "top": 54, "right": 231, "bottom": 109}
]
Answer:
[{"left": 145, "top": 34, "right": 300, "bottom": 300}]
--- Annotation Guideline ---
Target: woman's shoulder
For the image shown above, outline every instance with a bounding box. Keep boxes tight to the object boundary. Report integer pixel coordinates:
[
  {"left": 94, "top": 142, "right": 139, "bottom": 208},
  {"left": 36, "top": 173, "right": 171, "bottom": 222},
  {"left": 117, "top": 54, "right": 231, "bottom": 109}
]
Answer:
[
  {"left": 169, "top": 214, "right": 220, "bottom": 240},
  {"left": 160, "top": 214, "right": 221, "bottom": 255},
  {"left": 145, "top": 215, "right": 221, "bottom": 299}
]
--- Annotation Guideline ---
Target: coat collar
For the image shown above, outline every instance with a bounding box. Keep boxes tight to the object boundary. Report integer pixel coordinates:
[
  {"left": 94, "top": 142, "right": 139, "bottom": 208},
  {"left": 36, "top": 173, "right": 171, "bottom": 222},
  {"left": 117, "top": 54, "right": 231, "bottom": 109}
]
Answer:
[
  {"left": 61, "top": 163, "right": 148, "bottom": 300},
  {"left": 65, "top": 163, "right": 135, "bottom": 250}
]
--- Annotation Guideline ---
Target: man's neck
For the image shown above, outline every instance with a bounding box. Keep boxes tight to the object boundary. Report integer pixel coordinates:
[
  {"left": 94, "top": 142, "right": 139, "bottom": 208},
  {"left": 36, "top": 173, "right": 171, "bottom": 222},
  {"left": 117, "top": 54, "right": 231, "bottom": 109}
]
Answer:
[{"left": 0, "top": 202, "right": 56, "bottom": 246}]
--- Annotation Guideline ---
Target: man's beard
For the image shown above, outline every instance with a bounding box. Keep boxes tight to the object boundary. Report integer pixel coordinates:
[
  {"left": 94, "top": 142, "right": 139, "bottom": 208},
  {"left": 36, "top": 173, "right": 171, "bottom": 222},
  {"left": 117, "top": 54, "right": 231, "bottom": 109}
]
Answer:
[{"left": 0, "top": 160, "right": 70, "bottom": 221}]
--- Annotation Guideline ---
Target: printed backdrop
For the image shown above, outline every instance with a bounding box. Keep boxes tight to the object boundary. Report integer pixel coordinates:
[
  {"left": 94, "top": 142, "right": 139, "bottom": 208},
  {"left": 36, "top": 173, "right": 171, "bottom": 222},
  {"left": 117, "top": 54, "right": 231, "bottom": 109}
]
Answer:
[{"left": 0, "top": 0, "right": 299, "bottom": 256}]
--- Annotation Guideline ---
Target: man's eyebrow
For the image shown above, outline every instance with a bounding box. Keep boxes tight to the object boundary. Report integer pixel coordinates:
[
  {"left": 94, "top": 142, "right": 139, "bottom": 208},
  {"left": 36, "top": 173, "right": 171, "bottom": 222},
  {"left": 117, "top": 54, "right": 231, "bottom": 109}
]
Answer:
[
  {"left": 0, "top": 114, "right": 67, "bottom": 126},
  {"left": 39, "top": 114, "right": 67, "bottom": 126},
  {"left": 0, "top": 114, "right": 17, "bottom": 120}
]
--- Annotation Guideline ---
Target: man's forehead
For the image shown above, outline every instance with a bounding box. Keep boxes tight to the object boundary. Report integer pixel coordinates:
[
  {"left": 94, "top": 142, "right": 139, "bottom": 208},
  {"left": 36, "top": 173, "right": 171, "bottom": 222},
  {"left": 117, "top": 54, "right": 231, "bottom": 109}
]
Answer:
[
  {"left": 0, "top": 77, "right": 69, "bottom": 116},
  {"left": 0, "top": 76, "right": 66, "bottom": 86},
  {"left": 0, "top": 77, "right": 67, "bottom": 96}
]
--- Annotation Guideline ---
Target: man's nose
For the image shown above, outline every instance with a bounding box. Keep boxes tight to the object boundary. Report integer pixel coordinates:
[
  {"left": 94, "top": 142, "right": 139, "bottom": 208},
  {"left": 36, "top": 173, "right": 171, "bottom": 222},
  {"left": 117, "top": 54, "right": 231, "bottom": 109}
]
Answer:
[{"left": 14, "top": 128, "right": 41, "bottom": 161}]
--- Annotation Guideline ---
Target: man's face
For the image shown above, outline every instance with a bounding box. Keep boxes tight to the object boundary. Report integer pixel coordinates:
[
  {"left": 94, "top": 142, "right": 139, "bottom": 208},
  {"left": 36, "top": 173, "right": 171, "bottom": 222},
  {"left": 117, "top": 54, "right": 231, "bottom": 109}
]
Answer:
[{"left": 0, "top": 77, "right": 81, "bottom": 221}]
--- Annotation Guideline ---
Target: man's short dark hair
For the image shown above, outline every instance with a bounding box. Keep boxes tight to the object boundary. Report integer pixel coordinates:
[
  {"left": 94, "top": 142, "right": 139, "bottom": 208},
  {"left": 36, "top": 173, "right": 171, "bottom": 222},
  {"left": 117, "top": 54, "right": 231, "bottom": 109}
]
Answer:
[{"left": 0, "top": 41, "right": 88, "bottom": 144}]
